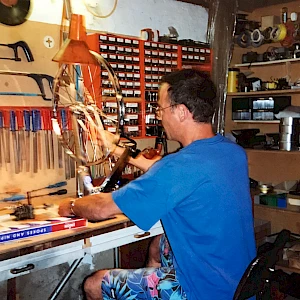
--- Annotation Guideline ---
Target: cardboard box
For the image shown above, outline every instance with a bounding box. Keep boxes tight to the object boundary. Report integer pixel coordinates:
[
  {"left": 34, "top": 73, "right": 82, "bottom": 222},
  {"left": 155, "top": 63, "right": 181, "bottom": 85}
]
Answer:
[{"left": 261, "top": 15, "right": 280, "bottom": 30}]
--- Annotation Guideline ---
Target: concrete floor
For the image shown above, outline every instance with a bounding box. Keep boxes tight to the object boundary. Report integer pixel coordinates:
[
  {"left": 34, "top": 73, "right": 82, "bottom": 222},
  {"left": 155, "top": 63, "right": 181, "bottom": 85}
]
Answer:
[{"left": 0, "top": 249, "right": 114, "bottom": 300}]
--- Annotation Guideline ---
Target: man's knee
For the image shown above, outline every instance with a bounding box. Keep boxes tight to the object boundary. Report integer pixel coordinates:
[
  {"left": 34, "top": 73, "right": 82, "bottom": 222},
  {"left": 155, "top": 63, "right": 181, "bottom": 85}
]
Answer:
[{"left": 83, "top": 269, "right": 108, "bottom": 300}]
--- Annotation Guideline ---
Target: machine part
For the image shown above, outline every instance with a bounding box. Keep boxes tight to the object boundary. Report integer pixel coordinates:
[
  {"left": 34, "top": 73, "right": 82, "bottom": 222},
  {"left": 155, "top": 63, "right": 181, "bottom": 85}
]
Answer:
[
  {"left": 0, "top": 0, "right": 31, "bottom": 26},
  {"left": 11, "top": 204, "right": 34, "bottom": 221},
  {"left": 77, "top": 147, "right": 131, "bottom": 194},
  {"left": 0, "top": 71, "right": 53, "bottom": 101},
  {"left": 0, "top": 41, "right": 34, "bottom": 62}
]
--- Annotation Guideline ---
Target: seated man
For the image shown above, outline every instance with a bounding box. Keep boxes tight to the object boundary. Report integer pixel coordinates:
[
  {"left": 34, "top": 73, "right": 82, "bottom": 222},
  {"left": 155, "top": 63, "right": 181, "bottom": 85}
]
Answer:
[{"left": 59, "top": 69, "right": 256, "bottom": 300}]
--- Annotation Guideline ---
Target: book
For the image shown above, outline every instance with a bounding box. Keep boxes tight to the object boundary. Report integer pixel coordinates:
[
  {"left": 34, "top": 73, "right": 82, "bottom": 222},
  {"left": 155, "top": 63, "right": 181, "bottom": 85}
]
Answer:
[{"left": 0, "top": 217, "right": 87, "bottom": 243}]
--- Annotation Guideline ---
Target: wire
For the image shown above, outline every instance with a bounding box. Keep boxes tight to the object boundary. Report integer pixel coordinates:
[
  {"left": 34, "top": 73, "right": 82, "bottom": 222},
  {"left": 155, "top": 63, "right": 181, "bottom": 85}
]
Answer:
[{"left": 83, "top": 0, "right": 118, "bottom": 18}]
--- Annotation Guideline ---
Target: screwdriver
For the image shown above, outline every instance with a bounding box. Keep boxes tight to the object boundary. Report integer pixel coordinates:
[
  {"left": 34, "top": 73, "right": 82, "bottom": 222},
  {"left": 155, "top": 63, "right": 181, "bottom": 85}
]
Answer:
[
  {"left": 30, "top": 181, "right": 67, "bottom": 193},
  {"left": 0, "top": 189, "right": 68, "bottom": 202}
]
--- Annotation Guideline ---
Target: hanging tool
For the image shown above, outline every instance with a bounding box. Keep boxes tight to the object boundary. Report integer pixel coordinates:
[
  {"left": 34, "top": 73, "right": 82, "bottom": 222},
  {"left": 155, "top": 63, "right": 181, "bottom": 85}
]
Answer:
[
  {"left": 23, "top": 110, "right": 31, "bottom": 172},
  {"left": 36, "top": 110, "right": 42, "bottom": 170},
  {"left": 2, "top": 110, "right": 10, "bottom": 165},
  {"left": 0, "top": 71, "right": 53, "bottom": 101},
  {"left": 0, "top": 111, "right": 3, "bottom": 168},
  {"left": 57, "top": 110, "right": 63, "bottom": 169},
  {"left": 30, "top": 181, "right": 67, "bottom": 193},
  {"left": 0, "top": 189, "right": 68, "bottom": 202},
  {"left": 31, "top": 109, "right": 39, "bottom": 173},
  {"left": 16, "top": 109, "right": 25, "bottom": 172},
  {"left": 10, "top": 110, "right": 20, "bottom": 174},
  {"left": 42, "top": 109, "right": 51, "bottom": 169},
  {"left": 67, "top": 109, "right": 76, "bottom": 178},
  {"left": 0, "top": 41, "right": 34, "bottom": 62},
  {"left": 61, "top": 109, "right": 71, "bottom": 180}
]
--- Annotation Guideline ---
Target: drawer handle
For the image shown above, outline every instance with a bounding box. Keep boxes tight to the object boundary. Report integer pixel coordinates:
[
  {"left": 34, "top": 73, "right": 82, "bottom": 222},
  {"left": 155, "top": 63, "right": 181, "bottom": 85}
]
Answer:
[
  {"left": 10, "top": 264, "right": 35, "bottom": 274},
  {"left": 134, "top": 232, "right": 150, "bottom": 239}
]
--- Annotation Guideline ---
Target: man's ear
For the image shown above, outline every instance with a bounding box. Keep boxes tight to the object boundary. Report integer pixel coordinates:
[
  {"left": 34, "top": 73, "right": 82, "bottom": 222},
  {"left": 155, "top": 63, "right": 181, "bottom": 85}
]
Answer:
[{"left": 178, "top": 104, "right": 189, "bottom": 122}]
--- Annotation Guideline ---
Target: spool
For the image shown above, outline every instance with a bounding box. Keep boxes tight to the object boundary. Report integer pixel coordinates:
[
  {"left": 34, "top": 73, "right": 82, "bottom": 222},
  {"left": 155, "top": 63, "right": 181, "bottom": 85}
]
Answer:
[
  {"left": 227, "top": 68, "right": 240, "bottom": 93},
  {"left": 279, "top": 117, "right": 300, "bottom": 151}
]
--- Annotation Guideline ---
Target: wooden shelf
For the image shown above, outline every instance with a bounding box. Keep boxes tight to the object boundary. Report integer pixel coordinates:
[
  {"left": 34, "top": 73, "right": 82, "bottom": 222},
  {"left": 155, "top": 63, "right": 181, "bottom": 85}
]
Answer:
[
  {"left": 234, "top": 57, "right": 300, "bottom": 67},
  {"left": 228, "top": 89, "right": 300, "bottom": 97},
  {"left": 233, "top": 120, "right": 280, "bottom": 123}
]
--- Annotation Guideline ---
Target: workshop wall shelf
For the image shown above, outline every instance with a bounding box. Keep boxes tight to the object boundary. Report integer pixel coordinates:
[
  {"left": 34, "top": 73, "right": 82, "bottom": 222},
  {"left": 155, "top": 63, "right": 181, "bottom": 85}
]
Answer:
[
  {"left": 87, "top": 33, "right": 212, "bottom": 138},
  {"left": 234, "top": 57, "right": 300, "bottom": 68}
]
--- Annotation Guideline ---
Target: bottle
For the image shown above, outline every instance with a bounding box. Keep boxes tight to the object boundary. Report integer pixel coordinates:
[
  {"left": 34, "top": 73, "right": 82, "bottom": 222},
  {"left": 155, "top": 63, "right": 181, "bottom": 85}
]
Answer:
[{"left": 281, "top": 7, "right": 288, "bottom": 23}]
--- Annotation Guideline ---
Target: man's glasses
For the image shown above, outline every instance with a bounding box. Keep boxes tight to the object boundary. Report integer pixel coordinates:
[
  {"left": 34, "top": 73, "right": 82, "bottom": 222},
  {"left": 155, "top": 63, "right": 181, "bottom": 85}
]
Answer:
[{"left": 154, "top": 104, "right": 177, "bottom": 117}]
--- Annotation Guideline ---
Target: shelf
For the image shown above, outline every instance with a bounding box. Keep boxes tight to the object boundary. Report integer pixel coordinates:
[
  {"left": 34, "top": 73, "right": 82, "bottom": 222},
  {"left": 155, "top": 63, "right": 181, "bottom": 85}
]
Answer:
[
  {"left": 228, "top": 89, "right": 300, "bottom": 96},
  {"left": 234, "top": 57, "right": 300, "bottom": 67},
  {"left": 246, "top": 148, "right": 300, "bottom": 155},
  {"left": 233, "top": 120, "right": 280, "bottom": 123}
]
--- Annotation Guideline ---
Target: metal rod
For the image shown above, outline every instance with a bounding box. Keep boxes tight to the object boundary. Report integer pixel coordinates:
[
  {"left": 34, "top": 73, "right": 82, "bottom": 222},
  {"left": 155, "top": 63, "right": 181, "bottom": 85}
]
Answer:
[{"left": 48, "top": 257, "right": 84, "bottom": 300}]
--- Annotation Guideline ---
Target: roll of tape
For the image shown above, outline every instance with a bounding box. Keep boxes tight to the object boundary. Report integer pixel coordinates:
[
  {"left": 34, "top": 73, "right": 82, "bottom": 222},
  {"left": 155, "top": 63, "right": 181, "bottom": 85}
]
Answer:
[
  {"left": 271, "top": 24, "right": 287, "bottom": 42},
  {"left": 236, "top": 31, "right": 252, "bottom": 48},
  {"left": 251, "top": 29, "right": 264, "bottom": 47}
]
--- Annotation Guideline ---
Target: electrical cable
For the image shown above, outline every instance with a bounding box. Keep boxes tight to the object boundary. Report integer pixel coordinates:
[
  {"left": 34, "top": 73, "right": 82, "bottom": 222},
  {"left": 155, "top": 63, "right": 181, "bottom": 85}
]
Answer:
[
  {"left": 236, "top": 31, "right": 252, "bottom": 48},
  {"left": 251, "top": 29, "right": 264, "bottom": 47},
  {"left": 83, "top": 0, "right": 118, "bottom": 18}
]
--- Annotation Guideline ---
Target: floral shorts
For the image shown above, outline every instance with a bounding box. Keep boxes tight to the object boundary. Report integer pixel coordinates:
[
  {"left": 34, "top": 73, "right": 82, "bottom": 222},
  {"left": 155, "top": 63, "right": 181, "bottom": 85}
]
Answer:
[{"left": 101, "top": 234, "right": 187, "bottom": 299}]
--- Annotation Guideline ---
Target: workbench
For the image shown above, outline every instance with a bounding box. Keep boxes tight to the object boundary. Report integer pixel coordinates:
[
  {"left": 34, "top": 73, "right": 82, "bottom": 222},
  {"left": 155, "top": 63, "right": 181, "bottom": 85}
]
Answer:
[{"left": 0, "top": 213, "right": 163, "bottom": 299}]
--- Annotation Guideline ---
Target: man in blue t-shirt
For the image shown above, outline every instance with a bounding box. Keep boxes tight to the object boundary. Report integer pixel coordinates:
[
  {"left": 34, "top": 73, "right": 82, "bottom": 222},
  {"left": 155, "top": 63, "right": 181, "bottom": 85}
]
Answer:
[{"left": 59, "top": 69, "right": 256, "bottom": 300}]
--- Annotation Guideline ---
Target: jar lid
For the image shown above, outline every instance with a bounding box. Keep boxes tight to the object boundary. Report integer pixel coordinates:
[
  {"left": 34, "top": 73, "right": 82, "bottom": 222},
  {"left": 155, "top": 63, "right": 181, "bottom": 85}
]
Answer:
[{"left": 228, "top": 68, "right": 240, "bottom": 72}]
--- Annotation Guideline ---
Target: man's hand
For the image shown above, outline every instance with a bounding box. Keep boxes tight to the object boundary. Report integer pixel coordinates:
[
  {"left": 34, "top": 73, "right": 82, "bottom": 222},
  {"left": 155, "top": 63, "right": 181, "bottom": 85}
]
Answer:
[
  {"left": 104, "top": 131, "right": 120, "bottom": 154},
  {"left": 58, "top": 198, "right": 76, "bottom": 217}
]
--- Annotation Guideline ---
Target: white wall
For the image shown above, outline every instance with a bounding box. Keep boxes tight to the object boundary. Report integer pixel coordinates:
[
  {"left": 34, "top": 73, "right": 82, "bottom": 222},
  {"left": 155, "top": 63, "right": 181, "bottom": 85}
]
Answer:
[{"left": 29, "top": 0, "right": 208, "bottom": 41}]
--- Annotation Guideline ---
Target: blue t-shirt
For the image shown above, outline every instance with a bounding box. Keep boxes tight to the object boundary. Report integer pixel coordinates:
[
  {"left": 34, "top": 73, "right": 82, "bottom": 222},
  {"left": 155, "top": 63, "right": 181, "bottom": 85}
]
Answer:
[{"left": 112, "top": 134, "right": 256, "bottom": 300}]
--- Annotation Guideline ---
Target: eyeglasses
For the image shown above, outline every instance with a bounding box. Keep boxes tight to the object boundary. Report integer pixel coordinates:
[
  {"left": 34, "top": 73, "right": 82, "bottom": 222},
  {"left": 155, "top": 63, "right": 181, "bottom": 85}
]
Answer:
[{"left": 155, "top": 104, "right": 177, "bottom": 117}]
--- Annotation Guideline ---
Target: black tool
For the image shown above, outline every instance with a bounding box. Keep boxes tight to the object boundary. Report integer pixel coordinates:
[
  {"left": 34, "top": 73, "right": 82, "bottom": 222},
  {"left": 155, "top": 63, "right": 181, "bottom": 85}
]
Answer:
[
  {"left": 0, "top": 0, "right": 31, "bottom": 26},
  {"left": 28, "top": 189, "right": 68, "bottom": 200},
  {"left": 0, "top": 41, "right": 34, "bottom": 62},
  {"left": 0, "top": 71, "right": 53, "bottom": 101}
]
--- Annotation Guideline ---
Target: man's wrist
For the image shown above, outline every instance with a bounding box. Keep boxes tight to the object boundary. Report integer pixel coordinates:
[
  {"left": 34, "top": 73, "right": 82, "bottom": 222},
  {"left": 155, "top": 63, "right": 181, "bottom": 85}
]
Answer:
[{"left": 69, "top": 200, "right": 76, "bottom": 216}]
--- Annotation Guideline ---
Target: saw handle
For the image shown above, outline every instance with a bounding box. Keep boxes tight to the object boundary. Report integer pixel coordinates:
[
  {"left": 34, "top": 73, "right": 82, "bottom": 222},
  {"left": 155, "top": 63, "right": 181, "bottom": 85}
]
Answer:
[
  {"left": 13, "top": 41, "right": 34, "bottom": 62},
  {"left": 0, "top": 41, "right": 34, "bottom": 62},
  {"left": 27, "top": 74, "right": 53, "bottom": 101}
]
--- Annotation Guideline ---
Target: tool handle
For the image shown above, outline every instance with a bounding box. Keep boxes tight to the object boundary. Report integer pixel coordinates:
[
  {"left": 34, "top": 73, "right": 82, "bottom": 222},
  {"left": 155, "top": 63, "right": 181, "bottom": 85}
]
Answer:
[
  {"left": 60, "top": 109, "right": 68, "bottom": 131},
  {"left": 46, "top": 181, "right": 67, "bottom": 189},
  {"left": 26, "top": 74, "right": 53, "bottom": 101},
  {"left": 41, "top": 109, "right": 51, "bottom": 131},
  {"left": 1, "top": 194, "right": 26, "bottom": 202},
  {"left": 31, "top": 110, "right": 38, "bottom": 132},
  {"left": 10, "top": 110, "right": 17, "bottom": 131},
  {"left": 67, "top": 109, "right": 72, "bottom": 130},
  {"left": 0, "top": 111, "right": 3, "bottom": 128},
  {"left": 23, "top": 110, "right": 31, "bottom": 131},
  {"left": 16, "top": 109, "right": 24, "bottom": 129},
  {"left": 48, "top": 189, "right": 67, "bottom": 196},
  {"left": 2, "top": 110, "right": 9, "bottom": 128},
  {"left": 36, "top": 110, "right": 42, "bottom": 131},
  {"left": 15, "top": 41, "right": 34, "bottom": 62}
]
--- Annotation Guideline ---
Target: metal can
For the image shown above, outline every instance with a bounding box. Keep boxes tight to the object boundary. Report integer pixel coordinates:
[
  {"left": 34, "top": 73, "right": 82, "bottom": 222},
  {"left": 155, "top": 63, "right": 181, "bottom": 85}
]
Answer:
[{"left": 227, "top": 68, "right": 240, "bottom": 93}]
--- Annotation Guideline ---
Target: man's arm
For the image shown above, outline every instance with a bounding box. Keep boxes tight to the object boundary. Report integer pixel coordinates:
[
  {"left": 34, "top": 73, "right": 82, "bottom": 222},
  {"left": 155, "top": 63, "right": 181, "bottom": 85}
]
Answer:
[
  {"left": 58, "top": 193, "right": 121, "bottom": 221},
  {"left": 114, "top": 145, "right": 161, "bottom": 172}
]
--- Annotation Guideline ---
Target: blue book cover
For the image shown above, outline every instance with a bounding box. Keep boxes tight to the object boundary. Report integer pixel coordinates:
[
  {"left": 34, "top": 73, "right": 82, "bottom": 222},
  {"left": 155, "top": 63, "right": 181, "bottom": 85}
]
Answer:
[{"left": 0, "top": 225, "right": 52, "bottom": 243}]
